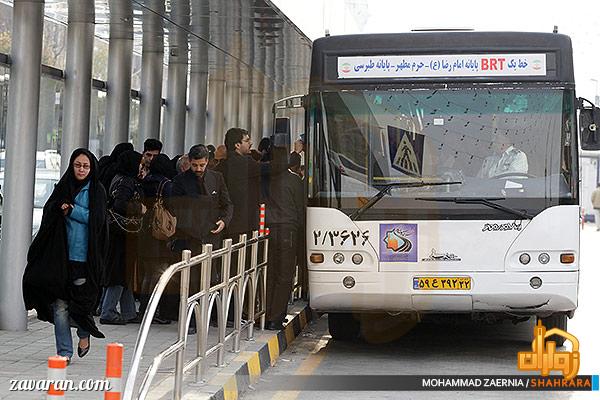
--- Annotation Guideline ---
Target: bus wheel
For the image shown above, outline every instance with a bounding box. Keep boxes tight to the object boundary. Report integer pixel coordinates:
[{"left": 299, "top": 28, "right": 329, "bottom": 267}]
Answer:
[
  {"left": 538, "top": 314, "right": 568, "bottom": 346},
  {"left": 328, "top": 313, "right": 361, "bottom": 341}
]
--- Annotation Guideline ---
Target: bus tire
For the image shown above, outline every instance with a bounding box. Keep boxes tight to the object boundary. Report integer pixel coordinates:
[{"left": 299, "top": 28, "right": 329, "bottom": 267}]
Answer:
[
  {"left": 328, "top": 313, "right": 361, "bottom": 341},
  {"left": 538, "top": 314, "right": 568, "bottom": 346}
]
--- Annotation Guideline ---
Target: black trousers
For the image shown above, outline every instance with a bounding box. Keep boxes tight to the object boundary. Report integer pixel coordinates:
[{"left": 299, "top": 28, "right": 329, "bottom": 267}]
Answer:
[{"left": 265, "top": 224, "right": 298, "bottom": 323}]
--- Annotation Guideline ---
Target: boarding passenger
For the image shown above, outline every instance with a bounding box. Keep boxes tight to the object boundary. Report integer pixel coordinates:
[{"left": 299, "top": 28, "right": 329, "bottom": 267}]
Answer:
[
  {"left": 175, "top": 153, "right": 191, "bottom": 174},
  {"left": 264, "top": 149, "right": 305, "bottom": 330},
  {"left": 134, "top": 154, "right": 175, "bottom": 324},
  {"left": 100, "top": 151, "right": 146, "bottom": 325},
  {"left": 216, "top": 128, "right": 261, "bottom": 239},
  {"left": 140, "top": 139, "right": 163, "bottom": 179},
  {"left": 98, "top": 142, "right": 134, "bottom": 192},
  {"left": 170, "top": 144, "right": 233, "bottom": 333}
]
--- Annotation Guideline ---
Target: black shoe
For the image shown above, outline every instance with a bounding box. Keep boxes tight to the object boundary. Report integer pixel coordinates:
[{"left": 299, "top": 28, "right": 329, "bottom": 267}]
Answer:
[
  {"left": 188, "top": 325, "right": 197, "bottom": 335},
  {"left": 77, "top": 338, "right": 90, "bottom": 358},
  {"left": 99, "top": 317, "right": 126, "bottom": 325},
  {"left": 152, "top": 316, "right": 171, "bottom": 325},
  {"left": 265, "top": 321, "right": 284, "bottom": 330},
  {"left": 127, "top": 314, "right": 143, "bottom": 324}
]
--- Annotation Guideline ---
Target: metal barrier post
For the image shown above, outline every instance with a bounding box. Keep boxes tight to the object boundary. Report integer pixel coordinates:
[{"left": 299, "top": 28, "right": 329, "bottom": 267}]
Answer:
[
  {"left": 234, "top": 234, "right": 247, "bottom": 351},
  {"left": 260, "top": 232, "right": 269, "bottom": 330},
  {"left": 174, "top": 250, "right": 191, "bottom": 400},
  {"left": 197, "top": 244, "right": 212, "bottom": 382},
  {"left": 218, "top": 239, "right": 233, "bottom": 366},
  {"left": 246, "top": 236, "right": 256, "bottom": 341},
  {"left": 249, "top": 231, "right": 263, "bottom": 331}
]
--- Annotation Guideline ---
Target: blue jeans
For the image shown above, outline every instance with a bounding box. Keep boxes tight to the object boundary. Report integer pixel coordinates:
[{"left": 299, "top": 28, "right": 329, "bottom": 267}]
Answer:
[
  {"left": 52, "top": 299, "right": 89, "bottom": 358},
  {"left": 100, "top": 285, "right": 137, "bottom": 321}
]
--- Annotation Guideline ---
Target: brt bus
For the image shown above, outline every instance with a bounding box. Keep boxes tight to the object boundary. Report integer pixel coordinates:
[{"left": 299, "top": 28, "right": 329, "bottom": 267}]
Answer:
[{"left": 295, "top": 31, "right": 600, "bottom": 340}]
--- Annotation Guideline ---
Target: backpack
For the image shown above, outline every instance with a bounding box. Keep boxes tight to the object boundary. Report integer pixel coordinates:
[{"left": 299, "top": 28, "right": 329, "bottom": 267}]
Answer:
[{"left": 151, "top": 179, "right": 177, "bottom": 241}]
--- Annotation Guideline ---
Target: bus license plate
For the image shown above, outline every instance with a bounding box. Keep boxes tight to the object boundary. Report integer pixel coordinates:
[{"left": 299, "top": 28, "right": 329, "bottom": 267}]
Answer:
[{"left": 413, "top": 277, "right": 471, "bottom": 290}]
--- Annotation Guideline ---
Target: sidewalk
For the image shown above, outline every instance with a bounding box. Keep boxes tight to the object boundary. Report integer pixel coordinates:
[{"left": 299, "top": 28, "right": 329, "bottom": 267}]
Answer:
[{"left": 0, "top": 301, "right": 310, "bottom": 400}]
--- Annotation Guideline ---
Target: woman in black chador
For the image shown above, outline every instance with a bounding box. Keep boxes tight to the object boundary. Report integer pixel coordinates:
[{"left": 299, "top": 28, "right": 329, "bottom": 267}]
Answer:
[{"left": 23, "top": 148, "right": 108, "bottom": 364}]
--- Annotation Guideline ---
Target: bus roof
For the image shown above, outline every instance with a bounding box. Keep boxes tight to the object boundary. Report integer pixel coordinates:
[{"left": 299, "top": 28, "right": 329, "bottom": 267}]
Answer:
[{"left": 309, "top": 32, "right": 574, "bottom": 90}]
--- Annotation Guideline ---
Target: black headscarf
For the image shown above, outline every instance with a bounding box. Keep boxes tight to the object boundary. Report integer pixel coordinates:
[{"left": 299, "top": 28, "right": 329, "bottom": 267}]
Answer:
[
  {"left": 99, "top": 142, "right": 134, "bottom": 189},
  {"left": 23, "top": 148, "right": 108, "bottom": 338},
  {"left": 150, "top": 153, "right": 173, "bottom": 177},
  {"left": 110, "top": 142, "right": 135, "bottom": 160},
  {"left": 115, "top": 150, "right": 142, "bottom": 178}
]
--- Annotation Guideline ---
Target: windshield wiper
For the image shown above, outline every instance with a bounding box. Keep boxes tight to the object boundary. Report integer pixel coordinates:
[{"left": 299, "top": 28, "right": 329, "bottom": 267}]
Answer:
[
  {"left": 414, "top": 197, "right": 534, "bottom": 219},
  {"left": 350, "top": 181, "right": 462, "bottom": 220}
]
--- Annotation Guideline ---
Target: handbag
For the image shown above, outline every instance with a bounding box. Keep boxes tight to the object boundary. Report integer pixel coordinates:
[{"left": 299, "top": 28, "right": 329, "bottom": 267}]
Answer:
[
  {"left": 151, "top": 179, "right": 177, "bottom": 240},
  {"left": 107, "top": 177, "right": 144, "bottom": 234}
]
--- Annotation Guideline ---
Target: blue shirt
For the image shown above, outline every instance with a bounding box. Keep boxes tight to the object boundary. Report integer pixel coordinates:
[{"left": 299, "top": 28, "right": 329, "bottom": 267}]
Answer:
[{"left": 65, "top": 182, "right": 90, "bottom": 262}]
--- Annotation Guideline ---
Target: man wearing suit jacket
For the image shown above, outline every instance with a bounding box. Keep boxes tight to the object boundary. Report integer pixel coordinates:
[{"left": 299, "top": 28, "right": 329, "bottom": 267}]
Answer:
[
  {"left": 216, "top": 128, "right": 261, "bottom": 239},
  {"left": 169, "top": 144, "right": 233, "bottom": 334},
  {"left": 170, "top": 144, "right": 233, "bottom": 253}
]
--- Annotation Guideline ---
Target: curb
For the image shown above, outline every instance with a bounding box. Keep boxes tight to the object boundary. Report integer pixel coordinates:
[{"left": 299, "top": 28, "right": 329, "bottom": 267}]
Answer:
[{"left": 207, "top": 305, "right": 313, "bottom": 400}]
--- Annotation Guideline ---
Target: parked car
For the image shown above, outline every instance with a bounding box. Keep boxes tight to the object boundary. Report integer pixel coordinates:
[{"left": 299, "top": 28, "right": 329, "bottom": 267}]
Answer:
[
  {"left": 0, "top": 150, "right": 61, "bottom": 171},
  {"left": 0, "top": 168, "right": 60, "bottom": 237}
]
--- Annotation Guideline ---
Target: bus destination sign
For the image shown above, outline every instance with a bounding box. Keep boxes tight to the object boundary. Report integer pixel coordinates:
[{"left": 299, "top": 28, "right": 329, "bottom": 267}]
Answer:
[{"left": 337, "top": 54, "right": 547, "bottom": 79}]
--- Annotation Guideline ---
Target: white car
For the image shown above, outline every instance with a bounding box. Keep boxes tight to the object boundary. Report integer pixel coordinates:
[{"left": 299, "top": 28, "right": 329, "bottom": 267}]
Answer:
[
  {"left": 0, "top": 168, "right": 60, "bottom": 237},
  {"left": 0, "top": 150, "right": 61, "bottom": 171}
]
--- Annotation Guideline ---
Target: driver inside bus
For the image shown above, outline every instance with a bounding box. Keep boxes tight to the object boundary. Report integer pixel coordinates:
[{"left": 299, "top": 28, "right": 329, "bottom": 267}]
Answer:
[{"left": 477, "top": 134, "right": 528, "bottom": 178}]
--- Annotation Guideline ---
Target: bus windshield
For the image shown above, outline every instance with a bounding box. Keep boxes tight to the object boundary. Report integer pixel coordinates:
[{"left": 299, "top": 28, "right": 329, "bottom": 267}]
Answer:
[{"left": 308, "top": 87, "right": 576, "bottom": 219}]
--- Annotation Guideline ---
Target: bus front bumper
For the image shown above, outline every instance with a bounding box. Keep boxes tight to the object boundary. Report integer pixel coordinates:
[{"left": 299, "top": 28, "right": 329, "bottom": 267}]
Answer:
[{"left": 309, "top": 271, "right": 578, "bottom": 315}]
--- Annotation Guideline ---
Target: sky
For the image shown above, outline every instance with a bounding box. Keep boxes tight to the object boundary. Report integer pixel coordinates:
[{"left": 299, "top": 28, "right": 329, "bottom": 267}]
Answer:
[{"left": 272, "top": 0, "right": 600, "bottom": 101}]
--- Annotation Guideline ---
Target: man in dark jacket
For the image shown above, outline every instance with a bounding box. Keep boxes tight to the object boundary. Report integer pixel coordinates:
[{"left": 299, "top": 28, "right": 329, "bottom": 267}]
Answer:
[
  {"left": 170, "top": 144, "right": 233, "bottom": 254},
  {"left": 264, "top": 148, "right": 305, "bottom": 330},
  {"left": 216, "top": 128, "right": 261, "bottom": 240},
  {"left": 170, "top": 145, "right": 233, "bottom": 333}
]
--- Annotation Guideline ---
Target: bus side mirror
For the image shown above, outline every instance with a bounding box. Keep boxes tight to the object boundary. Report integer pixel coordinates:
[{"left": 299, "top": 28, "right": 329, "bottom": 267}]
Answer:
[{"left": 578, "top": 97, "right": 600, "bottom": 150}]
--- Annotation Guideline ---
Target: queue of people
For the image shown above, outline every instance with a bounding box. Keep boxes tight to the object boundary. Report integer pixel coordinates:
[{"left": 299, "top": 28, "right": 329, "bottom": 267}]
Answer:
[{"left": 21, "top": 128, "right": 306, "bottom": 364}]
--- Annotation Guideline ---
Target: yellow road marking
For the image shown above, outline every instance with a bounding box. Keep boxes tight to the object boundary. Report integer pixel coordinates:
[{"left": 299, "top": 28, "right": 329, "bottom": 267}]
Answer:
[
  {"left": 247, "top": 352, "right": 261, "bottom": 384},
  {"left": 267, "top": 335, "right": 280, "bottom": 366},
  {"left": 223, "top": 376, "right": 238, "bottom": 400}
]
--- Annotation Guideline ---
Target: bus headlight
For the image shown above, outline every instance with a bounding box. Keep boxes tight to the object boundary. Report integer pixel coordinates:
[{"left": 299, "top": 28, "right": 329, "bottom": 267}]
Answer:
[
  {"left": 519, "top": 253, "right": 531, "bottom": 265},
  {"left": 538, "top": 253, "right": 550, "bottom": 264},
  {"left": 352, "top": 253, "right": 363, "bottom": 265},
  {"left": 333, "top": 253, "right": 345, "bottom": 264}
]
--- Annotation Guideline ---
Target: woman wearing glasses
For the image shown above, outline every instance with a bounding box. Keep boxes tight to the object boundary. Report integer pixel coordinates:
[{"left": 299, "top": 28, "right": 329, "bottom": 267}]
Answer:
[{"left": 23, "top": 148, "right": 108, "bottom": 364}]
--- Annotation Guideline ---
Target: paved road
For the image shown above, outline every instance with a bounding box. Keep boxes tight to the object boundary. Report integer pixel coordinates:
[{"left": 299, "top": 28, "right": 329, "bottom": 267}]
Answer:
[{"left": 242, "top": 225, "right": 600, "bottom": 400}]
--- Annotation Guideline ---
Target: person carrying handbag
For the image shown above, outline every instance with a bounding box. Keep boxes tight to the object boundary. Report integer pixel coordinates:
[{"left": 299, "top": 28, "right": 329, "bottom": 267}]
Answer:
[
  {"left": 134, "top": 154, "right": 176, "bottom": 324},
  {"left": 100, "top": 150, "right": 146, "bottom": 325}
]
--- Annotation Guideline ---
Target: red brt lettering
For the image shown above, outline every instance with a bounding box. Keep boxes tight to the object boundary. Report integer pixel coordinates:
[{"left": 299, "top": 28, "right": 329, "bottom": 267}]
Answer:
[{"left": 481, "top": 57, "right": 506, "bottom": 70}]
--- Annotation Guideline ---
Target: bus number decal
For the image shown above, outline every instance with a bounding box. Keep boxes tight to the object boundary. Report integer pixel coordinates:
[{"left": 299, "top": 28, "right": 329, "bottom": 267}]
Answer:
[{"left": 312, "top": 229, "right": 370, "bottom": 247}]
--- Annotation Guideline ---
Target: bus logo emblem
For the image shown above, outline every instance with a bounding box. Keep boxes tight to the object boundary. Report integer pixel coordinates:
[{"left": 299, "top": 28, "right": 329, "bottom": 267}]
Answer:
[
  {"left": 340, "top": 63, "right": 352, "bottom": 74},
  {"left": 380, "top": 224, "right": 418, "bottom": 262}
]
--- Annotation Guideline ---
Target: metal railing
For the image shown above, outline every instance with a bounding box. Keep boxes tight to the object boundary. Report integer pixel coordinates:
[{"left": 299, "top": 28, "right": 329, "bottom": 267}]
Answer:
[{"left": 122, "top": 231, "right": 269, "bottom": 400}]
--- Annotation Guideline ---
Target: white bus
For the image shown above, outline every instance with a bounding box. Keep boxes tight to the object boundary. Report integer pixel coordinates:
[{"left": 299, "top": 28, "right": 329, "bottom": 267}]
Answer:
[{"left": 296, "top": 31, "right": 600, "bottom": 340}]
